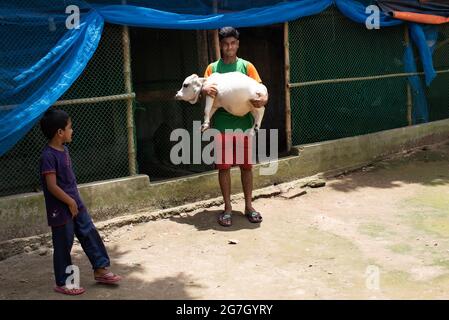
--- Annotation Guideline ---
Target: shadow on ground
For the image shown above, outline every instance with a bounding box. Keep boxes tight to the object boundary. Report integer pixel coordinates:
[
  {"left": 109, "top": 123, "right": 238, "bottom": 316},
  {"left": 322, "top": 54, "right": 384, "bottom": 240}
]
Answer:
[
  {"left": 328, "top": 143, "right": 449, "bottom": 193},
  {"left": 0, "top": 241, "right": 203, "bottom": 300},
  {"left": 168, "top": 209, "right": 261, "bottom": 232}
]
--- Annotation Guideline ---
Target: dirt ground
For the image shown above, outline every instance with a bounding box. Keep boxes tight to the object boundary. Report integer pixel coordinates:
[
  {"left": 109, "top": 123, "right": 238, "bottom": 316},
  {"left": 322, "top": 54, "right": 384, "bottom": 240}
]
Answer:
[{"left": 1, "top": 141, "right": 449, "bottom": 300}]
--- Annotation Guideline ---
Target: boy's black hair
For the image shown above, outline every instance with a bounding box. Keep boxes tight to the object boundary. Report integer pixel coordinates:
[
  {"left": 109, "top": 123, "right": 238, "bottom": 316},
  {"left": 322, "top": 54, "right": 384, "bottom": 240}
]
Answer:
[
  {"left": 218, "top": 26, "right": 239, "bottom": 41},
  {"left": 40, "top": 109, "right": 70, "bottom": 140}
]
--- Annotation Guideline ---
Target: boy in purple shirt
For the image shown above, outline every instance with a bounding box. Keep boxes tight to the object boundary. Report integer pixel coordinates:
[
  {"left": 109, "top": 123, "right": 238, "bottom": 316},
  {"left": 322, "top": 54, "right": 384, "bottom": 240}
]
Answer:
[{"left": 39, "top": 109, "right": 121, "bottom": 295}]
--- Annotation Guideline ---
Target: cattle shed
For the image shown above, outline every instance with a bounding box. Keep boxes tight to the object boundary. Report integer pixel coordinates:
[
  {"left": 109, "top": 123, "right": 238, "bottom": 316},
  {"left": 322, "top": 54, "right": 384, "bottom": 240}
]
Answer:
[{"left": 1, "top": 0, "right": 449, "bottom": 198}]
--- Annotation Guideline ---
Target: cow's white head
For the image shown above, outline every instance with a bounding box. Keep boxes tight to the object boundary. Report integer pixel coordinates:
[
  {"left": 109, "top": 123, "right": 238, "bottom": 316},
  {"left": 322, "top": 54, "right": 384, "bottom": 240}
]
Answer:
[{"left": 175, "top": 74, "right": 206, "bottom": 104}]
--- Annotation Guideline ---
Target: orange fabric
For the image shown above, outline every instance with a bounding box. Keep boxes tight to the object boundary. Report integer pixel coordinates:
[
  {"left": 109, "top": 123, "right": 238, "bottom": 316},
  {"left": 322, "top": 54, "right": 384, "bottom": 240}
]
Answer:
[
  {"left": 246, "top": 62, "right": 262, "bottom": 83},
  {"left": 393, "top": 11, "right": 449, "bottom": 24},
  {"left": 204, "top": 61, "right": 262, "bottom": 82},
  {"left": 204, "top": 64, "right": 213, "bottom": 78}
]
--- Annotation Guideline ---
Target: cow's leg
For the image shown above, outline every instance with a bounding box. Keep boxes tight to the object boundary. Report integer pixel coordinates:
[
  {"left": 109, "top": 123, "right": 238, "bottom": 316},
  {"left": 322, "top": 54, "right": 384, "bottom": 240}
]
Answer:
[
  {"left": 202, "top": 96, "right": 216, "bottom": 132},
  {"left": 250, "top": 107, "right": 265, "bottom": 135}
]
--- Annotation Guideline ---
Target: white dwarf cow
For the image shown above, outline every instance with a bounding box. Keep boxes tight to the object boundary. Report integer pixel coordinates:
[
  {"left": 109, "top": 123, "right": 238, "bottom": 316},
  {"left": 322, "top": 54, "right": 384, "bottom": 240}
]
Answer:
[{"left": 175, "top": 72, "right": 267, "bottom": 135}]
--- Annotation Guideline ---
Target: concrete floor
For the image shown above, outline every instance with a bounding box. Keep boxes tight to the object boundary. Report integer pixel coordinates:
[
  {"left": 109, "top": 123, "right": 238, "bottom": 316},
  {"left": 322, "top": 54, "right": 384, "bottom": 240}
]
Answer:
[{"left": 1, "top": 141, "right": 448, "bottom": 299}]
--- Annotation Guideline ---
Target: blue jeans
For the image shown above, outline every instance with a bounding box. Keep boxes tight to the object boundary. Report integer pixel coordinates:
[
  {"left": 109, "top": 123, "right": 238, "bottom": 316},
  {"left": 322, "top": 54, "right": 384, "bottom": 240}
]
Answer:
[{"left": 51, "top": 210, "right": 110, "bottom": 287}]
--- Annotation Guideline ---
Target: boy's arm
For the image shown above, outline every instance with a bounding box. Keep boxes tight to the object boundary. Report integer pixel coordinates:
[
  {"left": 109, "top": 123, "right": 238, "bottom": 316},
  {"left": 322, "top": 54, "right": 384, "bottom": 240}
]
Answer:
[{"left": 45, "top": 173, "right": 79, "bottom": 217}]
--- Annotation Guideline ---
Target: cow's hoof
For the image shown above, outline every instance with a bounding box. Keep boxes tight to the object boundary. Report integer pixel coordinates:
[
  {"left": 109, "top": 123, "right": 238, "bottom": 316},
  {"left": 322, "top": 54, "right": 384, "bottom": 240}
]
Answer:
[{"left": 201, "top": 124, "right": 209, "bottom": 132}]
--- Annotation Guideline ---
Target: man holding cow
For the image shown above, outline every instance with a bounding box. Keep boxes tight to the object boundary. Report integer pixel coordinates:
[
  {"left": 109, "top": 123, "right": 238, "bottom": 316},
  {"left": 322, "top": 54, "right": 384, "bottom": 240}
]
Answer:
[{"left": 202, "top": 27, "right": 269, "bottom": 227}]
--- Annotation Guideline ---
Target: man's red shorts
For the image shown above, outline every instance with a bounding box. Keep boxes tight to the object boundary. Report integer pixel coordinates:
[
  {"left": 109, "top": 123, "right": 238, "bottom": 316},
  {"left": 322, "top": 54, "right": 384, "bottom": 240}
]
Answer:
[{"left": 214, "top": 132, "right": 254, "bottom": 170}]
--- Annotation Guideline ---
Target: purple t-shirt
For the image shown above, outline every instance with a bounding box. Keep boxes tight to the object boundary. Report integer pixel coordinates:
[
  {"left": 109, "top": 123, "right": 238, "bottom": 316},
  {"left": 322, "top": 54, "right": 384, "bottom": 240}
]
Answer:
[{"left": 39, "top": 145, "right": 85, "bottom": 226}]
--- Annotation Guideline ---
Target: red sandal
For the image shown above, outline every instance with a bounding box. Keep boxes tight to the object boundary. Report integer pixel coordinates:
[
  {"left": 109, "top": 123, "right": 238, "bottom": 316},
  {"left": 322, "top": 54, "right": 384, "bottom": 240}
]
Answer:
[
  {"left": 94, "top": 272, "right": 122, "bottom": 284},
  {"left": 54, "top": 286, "right": 86, "bottom": 295}
]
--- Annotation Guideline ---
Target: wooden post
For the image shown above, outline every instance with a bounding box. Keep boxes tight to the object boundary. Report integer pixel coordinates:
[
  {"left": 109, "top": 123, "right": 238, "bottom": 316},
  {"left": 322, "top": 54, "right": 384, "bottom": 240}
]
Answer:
[
  {"left": 284, "top": 22, "right": 292, "bottom": 152},
  {"left": 121, "top": 0, "right": 137, "bottom": 175},
  {"left": 404, "top": 24, "right": 413, "bottom": 126},
  {"left": 207, "top": 30, "right": 219, "bottom": 62},
  {"left": 122, "top": 25, "right": 136, "bottom": 176},
  {"left": 406, "top": 79, "right": 413, "bottom": 126},
  {"left": 212, "top": 31, "right": 220, "bottom": 61},
  {"left": 212, "top": 0, "right": 220, "bottom": 61},
  {"left": 196, "top": 30, "right": 209, "bottom": 74}
]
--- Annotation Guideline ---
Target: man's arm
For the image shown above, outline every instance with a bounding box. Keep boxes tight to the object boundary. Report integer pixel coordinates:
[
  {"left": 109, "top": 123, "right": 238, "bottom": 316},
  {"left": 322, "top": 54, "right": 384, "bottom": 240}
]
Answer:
[
  {"left": 202, "top": 64, "right": 218, "bottom": 98},
  {"left": 247, "top": 62, "right": 269, "bottom": 108},
  {"left": 45, "top": 173, "right": 79, "bottom": 217},
  {"left": 202, "top": 84, "right": 218, "bottom": 98},
  {"left": 251, "top": 92, "right": 269, "bottom": 109}
]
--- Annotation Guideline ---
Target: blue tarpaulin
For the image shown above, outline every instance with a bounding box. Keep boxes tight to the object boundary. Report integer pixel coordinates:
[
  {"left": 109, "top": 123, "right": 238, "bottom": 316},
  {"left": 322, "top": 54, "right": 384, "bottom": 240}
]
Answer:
[{"left": 0, "top": 0, "right": 442, "bottom": 156}]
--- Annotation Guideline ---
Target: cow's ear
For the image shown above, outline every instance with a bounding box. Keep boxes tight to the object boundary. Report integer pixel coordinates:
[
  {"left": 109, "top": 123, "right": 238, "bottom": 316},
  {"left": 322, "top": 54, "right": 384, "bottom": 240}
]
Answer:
[{"left": 193, "top": 84, "right": 202, "bottom": 94}]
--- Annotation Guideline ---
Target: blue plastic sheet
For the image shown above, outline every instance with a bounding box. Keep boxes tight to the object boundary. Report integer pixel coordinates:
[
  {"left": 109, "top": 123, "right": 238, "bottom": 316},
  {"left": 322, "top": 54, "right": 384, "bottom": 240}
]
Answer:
[
  {"left": 336, "top": 0, "right": 402, "bottom": 26},
  {"left": 0, "top": 10, "right": 104, "bottom": 155},
  {"left": 404, "top": 23, "right": 438, "bottom": 123},
  {"left": 95, "top": 0, "right": 333, "bottom": 29},
  {"left": 404, "top": 44, "right": 429, "bottom": 124},
  {"left": 410, "top": 23, "right": 439, "bottom": 86}
]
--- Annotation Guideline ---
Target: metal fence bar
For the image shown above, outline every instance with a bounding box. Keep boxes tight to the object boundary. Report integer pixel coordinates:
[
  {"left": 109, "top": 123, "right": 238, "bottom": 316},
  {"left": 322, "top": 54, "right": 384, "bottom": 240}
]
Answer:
[{"left": 289, "top": 69, "right": 449, "bottom": 88}]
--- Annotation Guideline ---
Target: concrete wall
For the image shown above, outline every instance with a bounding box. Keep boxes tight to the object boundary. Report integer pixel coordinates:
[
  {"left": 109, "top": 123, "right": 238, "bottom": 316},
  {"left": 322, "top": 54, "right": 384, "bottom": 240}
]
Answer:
[
  {"left": 1, "top": 118, "right": 448, "bottom": 243},
  {"left": 0, "top": 175, "right": 150, "bottom": 242}
]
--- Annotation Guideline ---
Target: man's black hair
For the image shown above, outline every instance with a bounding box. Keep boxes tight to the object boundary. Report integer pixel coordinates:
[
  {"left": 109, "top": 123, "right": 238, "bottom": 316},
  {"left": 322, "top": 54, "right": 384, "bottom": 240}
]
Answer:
[
  {"left": 40, "top": 109, "right": 70, "bottom": 140},
  {"left": 218, "top": 27, "right": 239, "bottom": 41}
]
